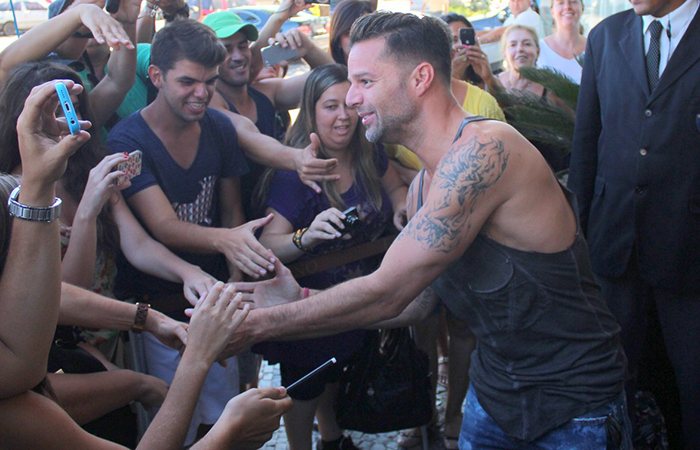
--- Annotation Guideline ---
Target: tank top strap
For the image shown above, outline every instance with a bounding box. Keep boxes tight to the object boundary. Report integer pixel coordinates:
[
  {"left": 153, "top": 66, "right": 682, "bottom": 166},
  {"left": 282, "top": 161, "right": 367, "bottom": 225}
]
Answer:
[
  {"left": 453, "top": 115, "right": 491, "bottom": 143},
  {"left": 417, "top": 116, "right": 494, "bottom": 211},
  {"left": 417, "top": 169, "right": 427, "bottom": 211}
]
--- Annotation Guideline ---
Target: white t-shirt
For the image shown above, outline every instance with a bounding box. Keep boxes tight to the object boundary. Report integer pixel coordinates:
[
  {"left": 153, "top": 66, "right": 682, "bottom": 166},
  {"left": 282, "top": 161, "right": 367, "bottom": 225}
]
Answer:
[
  {"left": 537, "top": 39, "right": 583, "bottom": 84},
  {"left": 504, "top": 7, "right": 546, "bottom": 40}
]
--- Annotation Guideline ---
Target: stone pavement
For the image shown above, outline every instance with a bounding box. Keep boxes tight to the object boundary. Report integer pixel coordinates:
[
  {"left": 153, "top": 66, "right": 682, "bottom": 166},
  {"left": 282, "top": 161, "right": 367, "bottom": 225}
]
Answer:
[{"left": 258, "top": 360, "right": 453, "bottom": 450}]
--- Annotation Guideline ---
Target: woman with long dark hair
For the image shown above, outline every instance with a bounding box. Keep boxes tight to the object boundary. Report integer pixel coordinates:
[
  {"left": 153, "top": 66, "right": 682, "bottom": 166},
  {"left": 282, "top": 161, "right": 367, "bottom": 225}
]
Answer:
[
  {"left": 328, "top": 0, "right": 373, "bottom": 65},
  {"left": 255, "top": 63, "right": 406, "bottom": 450}
]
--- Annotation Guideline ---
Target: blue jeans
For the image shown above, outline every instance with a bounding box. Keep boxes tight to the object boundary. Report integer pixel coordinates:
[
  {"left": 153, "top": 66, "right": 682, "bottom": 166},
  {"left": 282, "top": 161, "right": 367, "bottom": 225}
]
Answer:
[{"left": 459, "top": 385, "right": 633, "bottom": 450}]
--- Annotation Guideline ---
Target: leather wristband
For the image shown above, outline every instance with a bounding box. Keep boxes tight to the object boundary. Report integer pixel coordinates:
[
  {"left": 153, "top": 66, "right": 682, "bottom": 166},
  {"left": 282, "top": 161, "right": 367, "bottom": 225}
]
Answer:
[
  {"left": 7, "top": 186, "right": 62, "bottom": 222},
  {"left": 132, "top": 302, "right": 150, "bottom": 333}
]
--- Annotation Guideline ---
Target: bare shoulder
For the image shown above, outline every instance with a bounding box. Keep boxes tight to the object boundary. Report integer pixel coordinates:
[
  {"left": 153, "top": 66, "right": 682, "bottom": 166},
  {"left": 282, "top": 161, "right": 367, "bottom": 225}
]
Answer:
[{"left": 397, "top": 120, "right": 513, "bottom": 255}]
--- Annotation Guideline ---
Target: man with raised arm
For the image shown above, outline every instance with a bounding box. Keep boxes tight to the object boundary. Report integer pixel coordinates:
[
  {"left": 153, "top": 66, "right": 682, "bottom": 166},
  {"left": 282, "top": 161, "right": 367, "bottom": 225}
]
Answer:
[{"left": 230, "top": 12, "right": 630, "bottom": 448}]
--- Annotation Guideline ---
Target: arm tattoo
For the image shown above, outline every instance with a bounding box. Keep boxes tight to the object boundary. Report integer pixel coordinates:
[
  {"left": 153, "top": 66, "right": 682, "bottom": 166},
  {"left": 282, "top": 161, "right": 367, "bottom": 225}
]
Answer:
[
  {"left": 398, "top": 136, "right": 508, "bottom": 253},
  {"left": 416, "top": 286, "right": 437, "bottom": 312}
]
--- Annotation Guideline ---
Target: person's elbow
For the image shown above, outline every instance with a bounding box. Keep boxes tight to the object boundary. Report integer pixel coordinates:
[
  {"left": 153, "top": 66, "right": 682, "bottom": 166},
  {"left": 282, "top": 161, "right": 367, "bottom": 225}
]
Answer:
[{"left": 0, "top": 358, "right": 47, "bottom": 400}]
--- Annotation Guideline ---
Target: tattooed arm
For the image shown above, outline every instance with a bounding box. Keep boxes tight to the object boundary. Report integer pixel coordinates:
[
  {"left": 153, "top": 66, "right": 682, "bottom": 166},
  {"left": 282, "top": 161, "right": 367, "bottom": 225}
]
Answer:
[{"left": 223, "top": 123, "right": 514, "bottom": 353}]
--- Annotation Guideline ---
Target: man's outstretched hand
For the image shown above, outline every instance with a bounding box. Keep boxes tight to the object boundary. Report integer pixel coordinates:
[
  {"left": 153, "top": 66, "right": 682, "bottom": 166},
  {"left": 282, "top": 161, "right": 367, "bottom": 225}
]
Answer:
[{"left": 229, "top": 258, "right": 304, "bottom": 309}]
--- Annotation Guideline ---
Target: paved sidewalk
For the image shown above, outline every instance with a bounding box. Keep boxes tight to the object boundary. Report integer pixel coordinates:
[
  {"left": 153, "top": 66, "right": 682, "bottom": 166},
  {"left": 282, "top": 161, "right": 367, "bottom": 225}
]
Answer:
[{"left": 258, "top": 361, "right": 452, "bottom": 450}]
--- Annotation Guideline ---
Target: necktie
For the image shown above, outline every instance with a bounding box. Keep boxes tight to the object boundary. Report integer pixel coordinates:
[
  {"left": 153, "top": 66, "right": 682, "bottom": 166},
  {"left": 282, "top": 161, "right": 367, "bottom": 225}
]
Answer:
[{"left": 646, "top": 19, "right": 663, "bottom": 91}]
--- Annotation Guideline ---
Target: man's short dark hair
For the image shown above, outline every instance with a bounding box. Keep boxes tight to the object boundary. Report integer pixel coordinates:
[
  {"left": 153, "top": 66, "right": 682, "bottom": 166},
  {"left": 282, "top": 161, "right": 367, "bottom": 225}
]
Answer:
[
  {"left": 349, "top": 12, "right": 452, "bottom": 86},
  {"left": 151, "top": 20, "right": 227, "bottom": 74}
]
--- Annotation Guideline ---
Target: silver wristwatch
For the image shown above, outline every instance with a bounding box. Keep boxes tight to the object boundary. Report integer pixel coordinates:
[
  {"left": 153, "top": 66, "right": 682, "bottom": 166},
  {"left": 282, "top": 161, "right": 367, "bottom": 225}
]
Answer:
[{"left": 7, "top": 186, "right": 62, "bottom": 222}]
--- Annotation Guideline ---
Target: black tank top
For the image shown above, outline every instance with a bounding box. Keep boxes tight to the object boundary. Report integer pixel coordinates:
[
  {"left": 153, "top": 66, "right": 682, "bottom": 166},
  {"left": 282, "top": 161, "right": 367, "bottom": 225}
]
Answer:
[
  {"left": 417, "top": 115, "right": 626, "bottom": 441},
  {"left": 221, "top": 86, "right": 279, "bottom": 218}
]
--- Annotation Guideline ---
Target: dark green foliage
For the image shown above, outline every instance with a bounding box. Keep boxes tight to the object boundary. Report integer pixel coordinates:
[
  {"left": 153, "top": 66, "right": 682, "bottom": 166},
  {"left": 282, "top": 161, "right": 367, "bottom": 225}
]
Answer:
[{"left": 490, "top": 67, "right": 579, "bottom": 161}]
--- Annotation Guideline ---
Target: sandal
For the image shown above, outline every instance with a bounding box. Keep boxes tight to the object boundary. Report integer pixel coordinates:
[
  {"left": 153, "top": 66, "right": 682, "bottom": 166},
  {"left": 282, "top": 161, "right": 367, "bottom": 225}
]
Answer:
[
  {"left": 397, "top": 429, "right": 423, "bottom": 448},
  {"left": 437, "top": 356, "right": 449, "bottom": 388}
]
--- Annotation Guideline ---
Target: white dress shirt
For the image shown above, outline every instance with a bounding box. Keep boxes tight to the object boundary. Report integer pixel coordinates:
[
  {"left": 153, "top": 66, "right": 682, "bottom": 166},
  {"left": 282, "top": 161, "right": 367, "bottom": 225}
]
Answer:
[{"left": 642, "top": 0, "right": 699, "bottom": 77}]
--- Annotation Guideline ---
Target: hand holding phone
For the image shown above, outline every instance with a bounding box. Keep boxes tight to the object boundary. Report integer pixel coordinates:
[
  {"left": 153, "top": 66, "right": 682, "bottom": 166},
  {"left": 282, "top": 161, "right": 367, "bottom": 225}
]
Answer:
[
  {"left": 460, "top": 27, "right": 476, "bottom": 46},
  {"left": 261, "top": 43, "right": 300, "bottom": 67},
  {"left": 286, "top": 358, "right": 337, "bottom": 396},
  {"left": 116, "top": 150, "right": 142, "bottom": 185},
  {"left": 55, "top": 82, "right": 81, "bottom": 136}
]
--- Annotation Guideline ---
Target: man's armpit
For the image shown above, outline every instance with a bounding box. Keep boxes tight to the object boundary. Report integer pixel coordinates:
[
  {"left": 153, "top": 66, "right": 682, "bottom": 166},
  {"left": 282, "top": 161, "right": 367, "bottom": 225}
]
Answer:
[{"left": 397, "top": 135, "right": 509, "bottom": 254}]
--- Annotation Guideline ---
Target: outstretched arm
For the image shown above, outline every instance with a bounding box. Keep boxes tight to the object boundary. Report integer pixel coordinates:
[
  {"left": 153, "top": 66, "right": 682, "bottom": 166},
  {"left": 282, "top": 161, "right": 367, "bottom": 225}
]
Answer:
[
  {"left": 226, "top": 122, "right": 514, "bottom": 353},
  {"left": 0, "top": 4, "right": 133, "bottom": 85},
  {"left": 88, "top": 0, "right": 141, "bottom": 129},
  {"left": 221, "top": 109, "right": 339, "bottom": 193}
]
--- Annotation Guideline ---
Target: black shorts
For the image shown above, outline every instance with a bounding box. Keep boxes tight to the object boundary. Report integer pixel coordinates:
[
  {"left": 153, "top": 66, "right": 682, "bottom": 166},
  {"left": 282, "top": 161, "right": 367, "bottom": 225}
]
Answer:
[{"left": 280, "top": 361, "right": 343, "bottom": 401}]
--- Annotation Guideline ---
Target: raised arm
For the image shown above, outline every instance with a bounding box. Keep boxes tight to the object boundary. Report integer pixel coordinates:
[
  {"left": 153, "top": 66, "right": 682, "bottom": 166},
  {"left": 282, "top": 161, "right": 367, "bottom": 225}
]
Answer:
[
  {"left": 0, "top": 80, "right": 89, "bottom": 399},
  {"left": 88, "top": 0, "right": 141, "bottom": 129},
  {"left": 248, "top": 0, "right": 310, "bottom": 80},
  {"left": 0, "top": 4, "right": 133, "bottom": 85},
  {"left": 253, "top": 29, "right": 333, "bottom": 111},
  {"left": 60, "top": 153, "right": 130, "bottom": 288},
  {"left": 136, "top": 283, "right": 252, "bottom": 450}
]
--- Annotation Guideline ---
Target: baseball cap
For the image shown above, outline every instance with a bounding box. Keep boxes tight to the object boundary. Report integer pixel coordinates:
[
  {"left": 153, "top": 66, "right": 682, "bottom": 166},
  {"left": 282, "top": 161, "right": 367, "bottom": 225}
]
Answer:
[{"left": 202, "top": 10, "right": 259, "bottom": 41}]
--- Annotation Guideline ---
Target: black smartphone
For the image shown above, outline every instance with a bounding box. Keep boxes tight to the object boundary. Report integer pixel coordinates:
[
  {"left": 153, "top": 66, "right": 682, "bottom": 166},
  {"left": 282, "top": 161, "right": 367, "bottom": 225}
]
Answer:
[
  {"left": 286, "top": 358, "right": 337, "bottom": 396},
  {"left": 261, "top": 44, "right": 300, "bottom": 67},
  {"left": 105, "top": 0, "right": 120, "bottom": 14},
  {"left": 459, "top": 27, "right": 476, "bottom": 46}
]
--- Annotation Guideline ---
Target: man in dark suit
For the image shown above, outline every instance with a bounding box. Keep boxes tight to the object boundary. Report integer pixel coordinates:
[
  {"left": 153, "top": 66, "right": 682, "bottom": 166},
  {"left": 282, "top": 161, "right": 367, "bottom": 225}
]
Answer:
[{"left": 568, "top": 0, "right": 700, "bottom": 447}]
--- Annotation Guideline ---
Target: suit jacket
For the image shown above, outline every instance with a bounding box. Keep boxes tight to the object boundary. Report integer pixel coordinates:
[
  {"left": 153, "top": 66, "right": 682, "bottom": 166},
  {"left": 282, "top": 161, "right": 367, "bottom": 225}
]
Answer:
[{"left": 568, "top": 8, "right": 700, "bottom": 292}]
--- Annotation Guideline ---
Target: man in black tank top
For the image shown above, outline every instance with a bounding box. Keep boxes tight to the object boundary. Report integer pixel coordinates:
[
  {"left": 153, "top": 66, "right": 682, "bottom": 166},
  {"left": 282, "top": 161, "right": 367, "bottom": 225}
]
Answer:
[
  {"left": 202, "top": 10, "right": 333, "bottom": 217},
  {"left": 227, "top": 12, "right": 630, "bottom": 449}
]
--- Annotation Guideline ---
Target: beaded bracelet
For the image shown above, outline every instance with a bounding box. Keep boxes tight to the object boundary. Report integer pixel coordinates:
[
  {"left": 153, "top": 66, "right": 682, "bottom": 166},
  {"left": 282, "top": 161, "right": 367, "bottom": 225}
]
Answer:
[{"left": 293, "top": 227, "right": 309, "bottom": 252}]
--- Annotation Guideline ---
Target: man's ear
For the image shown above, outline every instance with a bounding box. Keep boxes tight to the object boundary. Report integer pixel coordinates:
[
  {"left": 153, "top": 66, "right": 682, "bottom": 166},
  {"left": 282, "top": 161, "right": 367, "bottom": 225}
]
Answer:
[
  {"left": 148, "top": 65, "right": 164, "bottom": 89},
  {"left": 409, "top": 62, "right": 436, "bottom": 97}
]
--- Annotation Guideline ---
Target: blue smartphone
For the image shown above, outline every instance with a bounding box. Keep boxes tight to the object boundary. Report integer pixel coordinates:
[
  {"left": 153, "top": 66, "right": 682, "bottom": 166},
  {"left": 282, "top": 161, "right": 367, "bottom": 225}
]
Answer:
[{"left": 55, "top": 82, "right": 81, "bottom": 136}]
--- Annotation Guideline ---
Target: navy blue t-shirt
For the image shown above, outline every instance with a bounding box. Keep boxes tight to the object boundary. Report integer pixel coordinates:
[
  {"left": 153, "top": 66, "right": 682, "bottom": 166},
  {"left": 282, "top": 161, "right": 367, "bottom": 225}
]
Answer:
[{"left": 106, "top": 108, "right": 248, "bottom": 309}]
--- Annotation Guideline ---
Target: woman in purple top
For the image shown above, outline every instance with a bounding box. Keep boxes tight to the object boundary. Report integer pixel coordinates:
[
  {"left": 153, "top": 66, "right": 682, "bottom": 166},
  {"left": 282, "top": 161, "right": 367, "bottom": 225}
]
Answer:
[{"left": 255, "top": 64, "right": 407, "bottom": 450}]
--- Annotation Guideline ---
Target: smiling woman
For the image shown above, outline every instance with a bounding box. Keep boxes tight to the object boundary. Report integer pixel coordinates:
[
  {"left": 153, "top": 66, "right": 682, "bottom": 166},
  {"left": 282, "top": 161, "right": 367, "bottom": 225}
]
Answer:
[
  {"left": 497, "top": 25, "right": 552, "bottom": 98},
  {"left": 253, "top": 63, "right": 407, "bottom": 450},
  {"left": 537, "top": 0, "right": 586, "bottom": 83}
]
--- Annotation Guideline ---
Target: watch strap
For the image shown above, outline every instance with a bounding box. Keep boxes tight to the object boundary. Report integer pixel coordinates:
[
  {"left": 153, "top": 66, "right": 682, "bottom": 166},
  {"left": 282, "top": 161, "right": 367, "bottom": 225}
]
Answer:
[
  {"left": 132, "top": 302, "right": 151, "bottom": 333},
  {"left": 7, "top": 186, "right": 62, "bottom": 222}
]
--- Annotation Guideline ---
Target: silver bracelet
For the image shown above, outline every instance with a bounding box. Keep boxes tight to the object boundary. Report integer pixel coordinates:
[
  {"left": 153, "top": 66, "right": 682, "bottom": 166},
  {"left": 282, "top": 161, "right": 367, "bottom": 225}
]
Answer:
[{"left": 7, "top": 186, "right": 62, "bottom": 222}]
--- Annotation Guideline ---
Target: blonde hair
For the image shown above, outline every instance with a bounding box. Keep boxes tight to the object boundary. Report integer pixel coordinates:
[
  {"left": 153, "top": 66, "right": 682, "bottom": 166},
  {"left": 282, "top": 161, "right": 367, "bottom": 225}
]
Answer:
[{"left": 500, "top": 24, "right": 540, "bottom": 70}]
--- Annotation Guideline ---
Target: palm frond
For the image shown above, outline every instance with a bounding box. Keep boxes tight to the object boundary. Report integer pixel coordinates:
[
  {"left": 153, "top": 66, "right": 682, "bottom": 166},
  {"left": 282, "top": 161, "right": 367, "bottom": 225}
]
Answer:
[{"left": 517, "top": 66, "right": 579, "bottom": 109}]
